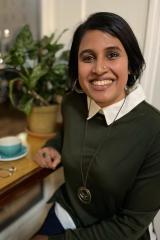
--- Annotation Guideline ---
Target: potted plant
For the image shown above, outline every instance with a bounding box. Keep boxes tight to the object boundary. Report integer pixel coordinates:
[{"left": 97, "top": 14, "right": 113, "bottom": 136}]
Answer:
[{"left": 3, "top": 25, "right": 69, "bottom": 136}]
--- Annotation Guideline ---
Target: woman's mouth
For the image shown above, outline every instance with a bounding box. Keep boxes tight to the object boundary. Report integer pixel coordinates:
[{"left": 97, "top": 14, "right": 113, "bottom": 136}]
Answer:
[{"left": 91, "top": 79, "right": 113, "bottom": 86}]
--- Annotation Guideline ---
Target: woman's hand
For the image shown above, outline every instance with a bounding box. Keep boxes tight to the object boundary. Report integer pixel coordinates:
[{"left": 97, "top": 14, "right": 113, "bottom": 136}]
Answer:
[{"left": 33, "top": 147, "right": 61, "bottom": 170}]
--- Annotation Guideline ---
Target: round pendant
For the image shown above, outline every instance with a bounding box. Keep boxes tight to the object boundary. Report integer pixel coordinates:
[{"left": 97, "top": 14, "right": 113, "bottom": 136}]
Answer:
[{"left": 78, "top": 186, "right": 91, "bottom": 204}]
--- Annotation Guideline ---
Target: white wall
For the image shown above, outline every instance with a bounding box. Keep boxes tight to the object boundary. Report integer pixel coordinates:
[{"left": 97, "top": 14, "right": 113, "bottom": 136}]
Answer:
[
  {"left": 40, "top": 0, "right": 149, "bottom": 50},
  {"left": 141, "top": 0, "right": 160, "bottom": 110},
  {"left": 0, "top": 0, "right": 40, "bottom": 39}
]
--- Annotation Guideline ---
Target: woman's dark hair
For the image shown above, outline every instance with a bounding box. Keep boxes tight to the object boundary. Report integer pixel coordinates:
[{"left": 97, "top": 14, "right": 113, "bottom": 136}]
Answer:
[{"left": 68, "top": 12, "right": 145, "bottom": 88}]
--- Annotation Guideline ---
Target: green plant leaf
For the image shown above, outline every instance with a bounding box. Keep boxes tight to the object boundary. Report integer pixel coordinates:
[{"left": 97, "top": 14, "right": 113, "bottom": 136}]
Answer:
[
  {"left": 9, "top": 78, "right": 20, "bottom": 107},
  {"left": 19, "top": 65, "right": 48, "bottom": 89},
  {"left": 4, "top": 25, "right": 69, "bottom": 113},
  {"left": 18, "top": 98, "right": 33, "bottom": 115},
  {"left": 9, "top": 79, "right": 33, "bottom": 114},
  {"left": 14, "top": 25, "right": 34, "bottom": 49}
]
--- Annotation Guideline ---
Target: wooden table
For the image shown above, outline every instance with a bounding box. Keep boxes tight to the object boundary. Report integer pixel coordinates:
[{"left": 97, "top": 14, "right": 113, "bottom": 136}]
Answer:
[
  {"left": 0, "top": 132, "right": 53, "bottom": 196},
  {"left": 0, "top": 132, "right": 54, "bottom": 230}
]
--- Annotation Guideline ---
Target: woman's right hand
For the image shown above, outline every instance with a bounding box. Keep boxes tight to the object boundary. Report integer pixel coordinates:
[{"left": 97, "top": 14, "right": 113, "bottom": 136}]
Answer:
[{"left": 33, "top": 147, "right": 61, "bottom": 170}]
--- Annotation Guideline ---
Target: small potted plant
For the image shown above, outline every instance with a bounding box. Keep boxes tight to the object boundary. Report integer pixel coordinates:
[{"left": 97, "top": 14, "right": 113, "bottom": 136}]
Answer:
[{"left": 3, "top": 25, "right": 69, "bottom": 136}]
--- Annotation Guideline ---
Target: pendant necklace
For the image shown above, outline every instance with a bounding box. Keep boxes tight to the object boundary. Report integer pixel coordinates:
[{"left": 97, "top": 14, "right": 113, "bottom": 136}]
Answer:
[{"left": 78, "top": 96, "right": 127, "bottom": 204}]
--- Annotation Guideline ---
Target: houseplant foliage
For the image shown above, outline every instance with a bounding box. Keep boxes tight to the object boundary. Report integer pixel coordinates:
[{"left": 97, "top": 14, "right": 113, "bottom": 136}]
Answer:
[{"left": 4, "top": 25, "right": 69, "bottom": 115}]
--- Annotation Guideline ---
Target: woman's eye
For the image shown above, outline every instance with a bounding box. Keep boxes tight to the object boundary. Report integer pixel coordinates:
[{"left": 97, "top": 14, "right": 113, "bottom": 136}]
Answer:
[
  {"left": 81, "top": 55, "right": 95, "bottom": 63},
  {"left": 107, "top": 51, "right": 119, "bottom": 60}
]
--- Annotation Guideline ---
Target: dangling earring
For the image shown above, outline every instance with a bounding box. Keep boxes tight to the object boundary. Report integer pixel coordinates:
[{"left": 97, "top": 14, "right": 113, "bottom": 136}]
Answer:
[
  {"left": 72, "top": 79, "right": 84, "bottom": 94},
  {"left": 124, "top": 85, "right": 129, "bottom": 95}
]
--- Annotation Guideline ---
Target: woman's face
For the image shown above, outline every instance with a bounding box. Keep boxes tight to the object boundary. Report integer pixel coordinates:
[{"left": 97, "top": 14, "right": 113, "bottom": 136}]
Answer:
[{"left": 78, "top": 30, "right": 129, "bottom": 107}]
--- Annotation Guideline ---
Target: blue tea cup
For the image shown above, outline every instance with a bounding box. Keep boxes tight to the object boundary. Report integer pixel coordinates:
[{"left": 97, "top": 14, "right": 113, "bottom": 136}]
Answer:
[{"left": 0, "top": 136, "right": 22, "bottom": 157}]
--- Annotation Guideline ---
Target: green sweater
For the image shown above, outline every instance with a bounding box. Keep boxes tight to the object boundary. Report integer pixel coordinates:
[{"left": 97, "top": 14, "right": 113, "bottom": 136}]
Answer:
[{"left": 47, "top": 92, "right": 160, "bottom": 240}]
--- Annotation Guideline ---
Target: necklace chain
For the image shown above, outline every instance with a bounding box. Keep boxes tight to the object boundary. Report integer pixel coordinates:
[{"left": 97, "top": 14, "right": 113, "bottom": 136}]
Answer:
[{"left": 78, "top": 96, "right": 127, "bottom": 204}]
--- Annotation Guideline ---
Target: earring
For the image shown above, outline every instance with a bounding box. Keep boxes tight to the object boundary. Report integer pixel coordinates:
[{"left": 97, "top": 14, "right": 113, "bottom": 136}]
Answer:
[
  {"left": 72, "top": 79, "right": 84, "bottom": 94},
  {"left": 124, "top": 85, "right": 129, "bottom": 92}
]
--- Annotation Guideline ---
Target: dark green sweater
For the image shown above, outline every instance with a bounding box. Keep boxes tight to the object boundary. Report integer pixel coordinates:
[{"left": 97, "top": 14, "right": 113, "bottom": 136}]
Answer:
[{"left": 47, "top": 92, "right": 160, "bottom": 240}]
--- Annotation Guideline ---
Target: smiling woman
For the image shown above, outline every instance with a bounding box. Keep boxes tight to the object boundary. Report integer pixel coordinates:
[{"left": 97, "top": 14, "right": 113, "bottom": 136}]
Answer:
[
  {"left": 78, "top": 30, "right": 129, "bottom": 107},
  {"left": 31, "top": 12, "right": 160, "bottom": 240}
]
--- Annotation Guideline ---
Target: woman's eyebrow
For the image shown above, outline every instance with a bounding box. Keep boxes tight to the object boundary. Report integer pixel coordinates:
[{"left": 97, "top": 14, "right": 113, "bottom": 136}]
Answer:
[
  {"left": 79, "top": 49, "right": 93, "bottom": 57},
  {"left": 79, "top": 46, "right": 122, "bottom": 57},
  {"left": 105, "top": 46, "right": 122, "bottom": 52}
]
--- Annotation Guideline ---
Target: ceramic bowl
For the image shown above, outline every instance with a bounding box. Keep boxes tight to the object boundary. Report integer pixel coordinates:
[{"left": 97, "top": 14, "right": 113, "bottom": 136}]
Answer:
[{"left": 0, "top": 136, "right": 22, "bottom": 157}]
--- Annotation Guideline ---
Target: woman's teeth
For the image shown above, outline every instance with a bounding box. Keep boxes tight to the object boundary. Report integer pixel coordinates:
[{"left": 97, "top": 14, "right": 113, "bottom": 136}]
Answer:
[{"left": 92, "top": 80, "right": 113, "bottom": 86}]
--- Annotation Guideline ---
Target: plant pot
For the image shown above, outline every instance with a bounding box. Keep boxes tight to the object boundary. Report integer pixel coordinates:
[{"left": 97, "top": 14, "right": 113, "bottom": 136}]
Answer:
[{"left": 27, "top": 105, "right": 58, "bottom": 135}]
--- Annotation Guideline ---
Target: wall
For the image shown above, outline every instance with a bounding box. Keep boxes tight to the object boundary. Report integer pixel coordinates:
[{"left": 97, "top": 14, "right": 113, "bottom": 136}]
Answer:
[
  {"left": 40, "top": 0, "right": 149, "bottom": 51},
  {"left": 0, "top": 0, "right": 40, "bottom": 41},
  {"left": 141, "top": 0, "right": 160, "bottom": 110}
]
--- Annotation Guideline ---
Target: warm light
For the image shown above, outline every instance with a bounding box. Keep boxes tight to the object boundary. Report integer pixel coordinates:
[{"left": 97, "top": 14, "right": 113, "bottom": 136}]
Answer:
[{"left": 3, "top": 29, "right": 10, "bottom": 38}]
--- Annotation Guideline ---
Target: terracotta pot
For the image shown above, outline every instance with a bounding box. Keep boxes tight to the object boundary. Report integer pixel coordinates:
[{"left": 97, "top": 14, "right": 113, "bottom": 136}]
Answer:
[{"left": 27, "top": 105, "right": 58, "bottom": 134}]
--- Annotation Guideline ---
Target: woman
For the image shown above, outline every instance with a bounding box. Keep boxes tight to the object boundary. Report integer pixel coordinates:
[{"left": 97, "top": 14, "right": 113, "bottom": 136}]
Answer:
[{"left": 33, "top": 12, "right": 160, "bottom": 240}]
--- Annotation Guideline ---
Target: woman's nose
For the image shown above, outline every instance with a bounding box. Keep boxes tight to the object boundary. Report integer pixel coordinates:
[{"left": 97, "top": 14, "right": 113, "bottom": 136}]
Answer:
[{"left": 92, "top": 60, "right": 109, "bottom": 74}]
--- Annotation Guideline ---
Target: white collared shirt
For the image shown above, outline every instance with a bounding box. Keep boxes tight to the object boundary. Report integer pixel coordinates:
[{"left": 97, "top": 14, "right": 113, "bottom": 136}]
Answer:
[{"left": 87, "top": 83, "right": 145, "bottom": 124}]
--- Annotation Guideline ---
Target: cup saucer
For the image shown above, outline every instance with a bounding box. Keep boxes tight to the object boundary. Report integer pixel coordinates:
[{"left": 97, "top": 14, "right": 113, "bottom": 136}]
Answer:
[{"left": 0, "top": 145, "right": 28, "bottom": 161}]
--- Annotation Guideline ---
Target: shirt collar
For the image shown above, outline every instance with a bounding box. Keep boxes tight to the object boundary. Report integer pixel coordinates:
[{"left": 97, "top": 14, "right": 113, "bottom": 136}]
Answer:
[{"left": 87, "top": 83, "right": 145, "bottom": 125}]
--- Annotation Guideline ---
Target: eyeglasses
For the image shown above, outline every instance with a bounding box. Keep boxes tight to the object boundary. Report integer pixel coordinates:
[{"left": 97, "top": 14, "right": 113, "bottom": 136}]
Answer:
[{"left": 0, "top": 166, "right": 16, "bottom": 178}]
